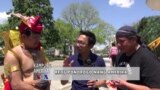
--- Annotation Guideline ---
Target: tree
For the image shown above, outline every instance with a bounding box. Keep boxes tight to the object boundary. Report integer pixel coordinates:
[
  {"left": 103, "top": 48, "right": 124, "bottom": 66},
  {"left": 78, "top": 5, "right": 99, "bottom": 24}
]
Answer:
[
  {"left": 62, "top": 1, "right": 115, "bottom": 44},
  {"left": 55, "top": 19, "right": 78, "bottom": 44},
  {"left": 62, "top": 1, "right": 100, "bottom": 30},
  {"left": 137, "top": 16, "right": 160, "bottom": 44},
  {"left": 54, "top": 19, "right": 78, "bottom": 54},
  {"left": 7, "top": 0, "right": 59, "bottom": 48},
  {"left": 136, "top": 16, "right": 160, "bottom": 57},
  {"left": 92, "top": 20, "right": 116, "bottom": 44},
  {"left": 0, "top": 22, "right": 10, "bottom": 32}
]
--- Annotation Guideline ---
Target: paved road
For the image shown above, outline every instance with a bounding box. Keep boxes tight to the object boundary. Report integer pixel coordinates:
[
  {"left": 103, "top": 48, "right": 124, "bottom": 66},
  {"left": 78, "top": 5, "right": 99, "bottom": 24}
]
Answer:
[{"left": 0, "top": 58, "right": 111, "bottom": 90}]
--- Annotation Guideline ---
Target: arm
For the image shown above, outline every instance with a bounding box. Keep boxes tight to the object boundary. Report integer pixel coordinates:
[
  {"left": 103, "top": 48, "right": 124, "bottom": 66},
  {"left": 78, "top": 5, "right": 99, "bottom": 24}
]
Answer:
[
  {"left": 119, "top": 80, "right": 150, "bottom": 90},
  {"left": 109, "top": 47, "right": 112, "bottom": 58},
  {"left": 10, "top": 71, "right": 39, "bottom": 90},
  {"left": 125, "top": 83, "right": 156, "bottom": 90},
  {"left": 4, "top": 52, "right": 39, "bottom": 90},
  {"left": 87, "top": 80, "right": 106, "bottom": 88},
  {"left": 95, "top": 80, "right": 106, "bottom": 87},
  {"left": 110, "top": 80, "right": 151, "bottom": 90}
]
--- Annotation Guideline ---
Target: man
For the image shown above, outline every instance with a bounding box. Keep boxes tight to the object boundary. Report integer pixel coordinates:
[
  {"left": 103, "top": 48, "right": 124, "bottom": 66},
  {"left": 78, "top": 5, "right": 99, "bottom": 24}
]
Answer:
[
  {"left": 108, "top": 25, "right": 160, "bottom": 90},
  {"left": 3, "top": 13, "right": 50, "bottom": 90},
  {"left": 61, "top": 30, "right": 106, "bottom": 90}
]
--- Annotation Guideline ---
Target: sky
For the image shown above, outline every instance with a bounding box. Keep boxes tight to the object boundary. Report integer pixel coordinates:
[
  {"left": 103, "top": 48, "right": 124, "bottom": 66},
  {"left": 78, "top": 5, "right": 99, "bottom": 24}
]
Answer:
[{"left": 0, "top": 0, "right": 160, "bottom": 29}]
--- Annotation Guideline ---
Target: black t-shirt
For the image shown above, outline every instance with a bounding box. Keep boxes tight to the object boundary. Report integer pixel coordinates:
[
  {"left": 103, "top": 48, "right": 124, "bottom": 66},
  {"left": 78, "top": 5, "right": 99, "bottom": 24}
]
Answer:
[{"left": 116, "top": 46, "right": 160, "bottom": 89}]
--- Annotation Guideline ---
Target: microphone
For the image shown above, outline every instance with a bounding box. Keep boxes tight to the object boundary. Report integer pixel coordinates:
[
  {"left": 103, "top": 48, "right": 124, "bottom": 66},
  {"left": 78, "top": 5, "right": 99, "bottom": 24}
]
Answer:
[
  {"left": 86, "top": 59, "right": 92, "bottom": 65},
  {"left": 84, "top": 59, "right": 95, "bottom": 67}
]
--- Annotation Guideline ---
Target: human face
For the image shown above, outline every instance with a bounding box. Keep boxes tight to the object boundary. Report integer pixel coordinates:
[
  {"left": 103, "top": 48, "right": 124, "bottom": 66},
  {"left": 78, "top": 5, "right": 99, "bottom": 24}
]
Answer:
[
  {"left": 24, "top": 31, "right": 41, "bottom": 49},
  {"left": 116, "top": 37, "right": 136, "bottom": 54},
  {"left": 75, "top": 35, "right": 92, "bottom": 53}
]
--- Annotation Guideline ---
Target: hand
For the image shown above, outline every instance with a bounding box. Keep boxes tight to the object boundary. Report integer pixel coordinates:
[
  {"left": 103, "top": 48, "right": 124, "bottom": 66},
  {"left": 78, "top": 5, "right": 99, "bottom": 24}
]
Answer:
[
  {"left": 87, "top": 80, "right": 97, "bottom": 88},
  {"left": 35, "top": 80, "right": 50, "bottom": 89},
  {"left": 106, "top": 80, "right": 117, "bottom": 89},
  {"left": 12, "top": 13, "right": 29, "bottom": 21},
  {"left": 113, "top": 80, "right": 126, "bottom": 87},
  {"left": 108, "top": 80, "right": 127, "bottom": 89},
  {"left": 12, "top": 13, "right": 22, "bottom": 18},
  {"left": 63, "top": 57, "right": 74, "bottom": 67}
]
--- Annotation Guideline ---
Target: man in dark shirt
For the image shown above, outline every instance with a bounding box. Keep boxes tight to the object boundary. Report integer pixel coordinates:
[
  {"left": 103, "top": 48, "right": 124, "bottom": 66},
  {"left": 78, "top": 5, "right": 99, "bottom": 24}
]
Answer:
[
  {"left": 61, "top": 30, "right": 106, "bottom": 90},
  {"left": 108, "top": 25, "right": 160, "bottom": 90}
]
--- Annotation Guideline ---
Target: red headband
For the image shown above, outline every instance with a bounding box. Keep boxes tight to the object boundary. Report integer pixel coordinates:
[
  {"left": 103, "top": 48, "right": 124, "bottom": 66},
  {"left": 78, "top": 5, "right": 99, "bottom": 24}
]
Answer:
[{"left": 19, "top": 15, "right": 43, "bottom": 34}]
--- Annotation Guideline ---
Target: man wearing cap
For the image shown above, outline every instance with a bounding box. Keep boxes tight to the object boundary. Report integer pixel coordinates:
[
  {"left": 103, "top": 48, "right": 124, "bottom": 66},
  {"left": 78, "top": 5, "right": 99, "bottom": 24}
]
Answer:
[
  {"left": 3, "top": 13, "right": 50, "bottom": 90},
  {"left": 107, "top": 25, "right": 160, "bottom": 90}
]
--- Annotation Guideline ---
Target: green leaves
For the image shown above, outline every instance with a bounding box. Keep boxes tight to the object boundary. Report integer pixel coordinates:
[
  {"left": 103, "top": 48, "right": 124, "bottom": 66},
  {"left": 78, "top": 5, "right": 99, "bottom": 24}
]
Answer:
[
  {"left": 137, "top": 16, "right": 160, "bottom": 44},
  {"left": 54, "top": 19, "right": 78, "bottom": 48},
  {"left": 136, "top": 16, "right": 160, "bottom": 57}
]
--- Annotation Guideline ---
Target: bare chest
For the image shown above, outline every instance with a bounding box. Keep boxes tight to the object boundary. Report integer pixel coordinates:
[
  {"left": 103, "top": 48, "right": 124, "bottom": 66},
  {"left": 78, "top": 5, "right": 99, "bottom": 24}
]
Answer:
[{"left": 20, "top": 52, "right": 45, "bottom": 77}]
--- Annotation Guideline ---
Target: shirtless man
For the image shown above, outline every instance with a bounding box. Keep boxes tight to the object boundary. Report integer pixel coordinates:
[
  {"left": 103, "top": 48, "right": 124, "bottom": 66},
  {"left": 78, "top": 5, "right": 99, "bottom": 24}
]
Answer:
[{"left": 3, "top": 14, "right": 50, "bottom": 90}]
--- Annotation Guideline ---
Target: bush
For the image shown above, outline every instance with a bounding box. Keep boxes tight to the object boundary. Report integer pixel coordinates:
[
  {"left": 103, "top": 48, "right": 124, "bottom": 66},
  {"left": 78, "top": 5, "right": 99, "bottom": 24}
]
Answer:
[{"left": 47, "top": 55, "right": 65, "bottom": 61}]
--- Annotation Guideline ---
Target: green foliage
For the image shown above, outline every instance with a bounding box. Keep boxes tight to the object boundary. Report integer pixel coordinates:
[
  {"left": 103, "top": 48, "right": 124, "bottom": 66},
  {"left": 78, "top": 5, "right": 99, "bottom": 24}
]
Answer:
[
  {"left": 0, "top": 22, "right": 10, "bottom": 32},
  {"left": 137, "top": 16, "right": 160, "bottom": 44},
  {"left": 137, "top": 16, "right": 160, "bottom": 57},
  {"left": 47, "top": 56, "right": 64, "bottom": 61},
  {"left": 92, "top": 20, "right": 116, "bottom": 44},
  {"left": 43, "top": 28, "right": 59, "bottom": 48},
  {"left": 0, "top": 23, "right": 9, "bottom": 49},
  {"left": 54, "top": 19, "right": 78, "bottom": 49},
  {"left": 92, "top": 29, "right": 106, "bottom": 44},
  {"left": 7, "top": 0, "right": 59, "bottom": 48},
  {"left": 62, "top": 1, "right": 115, "bottom": 44}
]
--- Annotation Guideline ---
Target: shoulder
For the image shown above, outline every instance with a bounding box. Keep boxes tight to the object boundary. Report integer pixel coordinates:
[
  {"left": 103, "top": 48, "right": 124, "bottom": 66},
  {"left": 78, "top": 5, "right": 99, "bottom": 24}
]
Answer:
[
  {"left": 4, "top": 45, "right": 22, "bottom": 64},
  {"left": 137, "top": 47, "right": 152, "bottom": 56},
  {"left": 12, "top": 45, "right": 23, "bottom": 54},
  {"left": 95, "top": 54, "right": 104, "bottom": 61},
  {"left": 141, "top": 48, "right": 159, "bottom": 64},
  {"left": 137, "top": 47, "right": 158, "bottom": 62},
  {"left": 4, "top": 49, "right": 21, "bottom": 75},
  {"left": 5, "top": 45, "right": 20, "bottom": 59},
  {"left": 4, "top": 51, "right": 16, "bottom": 63},
  {"left": 68, "top": 54, "right": 78, "bottom": 61},
  {"left": 91, "top": 53, "right": 105, "bottom": 66},
  {"left": 131, "top": 47, "right": 160, "bottom": 69}
]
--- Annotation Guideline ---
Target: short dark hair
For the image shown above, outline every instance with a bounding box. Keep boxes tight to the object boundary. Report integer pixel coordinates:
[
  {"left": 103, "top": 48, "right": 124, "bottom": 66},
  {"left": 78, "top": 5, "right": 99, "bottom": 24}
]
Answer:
[{"left": 79, "top": 30, "right": 96, "bottom": 46}]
